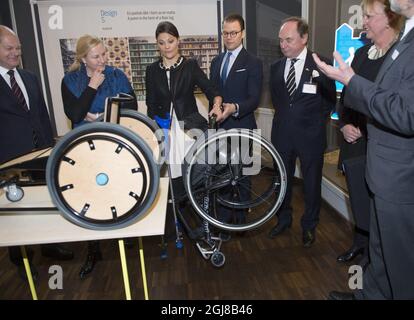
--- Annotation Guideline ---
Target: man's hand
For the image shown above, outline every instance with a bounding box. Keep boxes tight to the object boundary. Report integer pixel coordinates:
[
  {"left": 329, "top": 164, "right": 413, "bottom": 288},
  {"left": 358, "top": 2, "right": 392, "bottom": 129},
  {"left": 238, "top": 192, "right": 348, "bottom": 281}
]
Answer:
[
  {"left": 312, "top": 52, "right": 355, "bottom": 86},
  {"left": 340, "top": 124, "right": 362, "bottom": 143},
  {"left": 209, "top": 103, "right": 237, "bottom": 123}
]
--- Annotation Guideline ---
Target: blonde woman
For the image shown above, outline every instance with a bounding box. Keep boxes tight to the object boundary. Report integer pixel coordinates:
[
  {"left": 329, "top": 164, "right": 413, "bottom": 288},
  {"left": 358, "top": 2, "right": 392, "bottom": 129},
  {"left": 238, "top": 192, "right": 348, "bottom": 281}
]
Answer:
[{"left": 61, "top": 35, "right": 135, "bottom": 127}]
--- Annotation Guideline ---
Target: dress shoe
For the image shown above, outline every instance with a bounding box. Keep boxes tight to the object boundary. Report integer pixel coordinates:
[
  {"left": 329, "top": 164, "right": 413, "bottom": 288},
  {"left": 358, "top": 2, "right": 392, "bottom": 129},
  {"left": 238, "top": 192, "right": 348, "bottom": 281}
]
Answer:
[
  {"left": 337, "top": 247, "right": 364, "bottom": 263},
  {"left": 79, "top": 251, "right": 102, "bottom": 279},
  {"left": 303, "top": 229, "right": 315, "bottom": 248},
  {"left": 268, "top": 221, "right": 292, "bottom": 239},
  {"left": 41, "top": 244, "right": 74, "bottom": 260},
  {"left": 18, "top": 263, "right": 38, "bottom": 282},
  {"left": 328, "top": 291, "right": 356, "bottom": 300}
]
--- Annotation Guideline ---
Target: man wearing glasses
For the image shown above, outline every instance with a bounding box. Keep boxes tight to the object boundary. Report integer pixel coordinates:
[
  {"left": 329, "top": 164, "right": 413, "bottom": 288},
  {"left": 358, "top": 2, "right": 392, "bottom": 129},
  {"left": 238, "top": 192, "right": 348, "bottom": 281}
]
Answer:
[
  {"left": 209, "top": 13, "right": 263, "bottom": 240},
  {"left": 209, "top": 13, "right": 263, "bottom": 129}
]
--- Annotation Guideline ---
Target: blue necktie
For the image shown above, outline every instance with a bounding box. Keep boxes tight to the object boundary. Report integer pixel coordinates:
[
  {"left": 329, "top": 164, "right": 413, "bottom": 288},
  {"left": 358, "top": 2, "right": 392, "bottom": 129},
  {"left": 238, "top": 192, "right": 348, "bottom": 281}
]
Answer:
[{"left": 221, "top": 52, "right": 232, "bottom": 87}]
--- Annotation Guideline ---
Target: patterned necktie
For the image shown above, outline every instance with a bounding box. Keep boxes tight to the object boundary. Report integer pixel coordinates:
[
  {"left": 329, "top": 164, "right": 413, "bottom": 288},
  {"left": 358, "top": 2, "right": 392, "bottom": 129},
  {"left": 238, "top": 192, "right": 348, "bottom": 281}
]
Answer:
[
  {"left": 286, "top": 58, "right": 298, "bottom": 98},
  {"left": 7, "top": 69, "right": 29, "bottom": 112},
  {"left": 221, "top": 51, "right": 232, "bottom": 87}
]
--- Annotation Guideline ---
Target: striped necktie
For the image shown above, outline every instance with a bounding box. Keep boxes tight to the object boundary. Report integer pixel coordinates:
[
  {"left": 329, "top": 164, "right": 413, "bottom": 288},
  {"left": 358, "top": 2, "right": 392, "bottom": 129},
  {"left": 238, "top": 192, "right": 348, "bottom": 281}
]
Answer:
[
  {"left": 286, "top": 58, "right": 298, "bottom": 98},
  {"left": 7, "top": 69, "right": 29, "bottom": 112}
]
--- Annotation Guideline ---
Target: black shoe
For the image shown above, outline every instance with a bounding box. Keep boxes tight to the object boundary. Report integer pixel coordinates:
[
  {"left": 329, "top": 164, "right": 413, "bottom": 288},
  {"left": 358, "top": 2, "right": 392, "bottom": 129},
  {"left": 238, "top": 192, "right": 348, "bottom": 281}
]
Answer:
[
  {"left": 79, "top": 251, "right": 102, "bottom": 279},
  {"left": 268, "top": 221, "right": 292, "bottom": 239},
  {"left": 18, "top": 263, "right": 38, "bottom": 282},
  {"left": 337, "top": 247, "right": 364, "bottom": 263},
  {"left": 328, "top": 291, "right": 356, "bottom": 300},
  {"left": 303, "top": 229, "right": 315, "bottom": 248},
  {"left": 41, "top": 244, "right": 74, "bottom": 261}
]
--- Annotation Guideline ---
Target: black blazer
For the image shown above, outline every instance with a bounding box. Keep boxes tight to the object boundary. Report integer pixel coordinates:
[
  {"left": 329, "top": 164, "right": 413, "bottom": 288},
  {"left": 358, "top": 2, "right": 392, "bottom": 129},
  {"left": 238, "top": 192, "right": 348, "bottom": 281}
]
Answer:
[
  {"left": 337, "top": 44, "right": 388, "bottom": 169},
  {"left": 145, "top": 57, "right": 219, "bottom": 122},
  {"left": 210, "top": 48, "right": 263, "bottom": 130},
  {"left": 0, "top": 69, "right": 54, "bottom": 163},
  {"left": 270, "top": 51, "right": 336, "bottom": 155}
]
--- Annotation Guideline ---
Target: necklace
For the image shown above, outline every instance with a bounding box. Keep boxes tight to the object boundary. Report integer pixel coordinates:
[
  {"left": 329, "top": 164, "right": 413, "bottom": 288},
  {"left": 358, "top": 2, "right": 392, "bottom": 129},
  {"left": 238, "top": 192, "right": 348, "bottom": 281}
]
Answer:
[
  {"left": 159, "top": 56, "right": 184, "bottom": 71},
  {"left": 368, "top": 35, "right": 399, "bottom": 60}
]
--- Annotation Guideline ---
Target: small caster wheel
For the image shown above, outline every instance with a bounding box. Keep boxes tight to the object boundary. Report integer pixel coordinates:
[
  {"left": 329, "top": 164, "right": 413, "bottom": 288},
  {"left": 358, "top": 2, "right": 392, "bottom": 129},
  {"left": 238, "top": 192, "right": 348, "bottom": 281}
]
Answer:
[
  {"left": 176, "top": 239, "right": 184, "bottom": 249},
  {"left": 210, "top": 251, "right": 225, "bottom": 268},
  {"left": 6, "top": 184, "right": 24, "bottom": 202}
]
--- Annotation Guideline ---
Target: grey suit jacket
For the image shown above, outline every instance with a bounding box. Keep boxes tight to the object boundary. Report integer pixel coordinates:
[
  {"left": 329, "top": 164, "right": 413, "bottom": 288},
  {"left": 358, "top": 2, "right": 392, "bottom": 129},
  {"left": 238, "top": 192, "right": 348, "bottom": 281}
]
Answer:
[{"left": 344, "top": 29, "right": 414, "bottom": 204}]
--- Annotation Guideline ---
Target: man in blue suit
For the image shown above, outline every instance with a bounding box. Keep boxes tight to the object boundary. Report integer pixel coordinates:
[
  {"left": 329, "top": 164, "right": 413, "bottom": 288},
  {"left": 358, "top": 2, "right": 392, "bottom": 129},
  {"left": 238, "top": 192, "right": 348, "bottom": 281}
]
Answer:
[
  {"left": 209, "top": 14, "right": 263, "bottom": 238},
  {"left": 209, "top": 13, "right": 263, "bottom": 130},
  {"left": 0, "top": 25, "right": 73, "bottom": 279},
  {"left": 268, "top": 17, "right": 336, "bottom": 247}
]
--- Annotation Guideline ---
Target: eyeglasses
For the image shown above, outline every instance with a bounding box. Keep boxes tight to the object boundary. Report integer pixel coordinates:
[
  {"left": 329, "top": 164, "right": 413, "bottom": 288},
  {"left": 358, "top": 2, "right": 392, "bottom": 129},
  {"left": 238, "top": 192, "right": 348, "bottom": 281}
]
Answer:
[{"left": 221, "top": 30, "right": 242, "bottom": 38}]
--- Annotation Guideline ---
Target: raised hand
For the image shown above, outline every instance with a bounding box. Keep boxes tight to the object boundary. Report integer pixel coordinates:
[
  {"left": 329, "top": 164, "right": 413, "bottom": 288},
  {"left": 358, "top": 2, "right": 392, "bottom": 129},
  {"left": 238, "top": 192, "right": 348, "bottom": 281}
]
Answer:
[{"left": 312, "top": 52, "right": 355, "bottom": 86}]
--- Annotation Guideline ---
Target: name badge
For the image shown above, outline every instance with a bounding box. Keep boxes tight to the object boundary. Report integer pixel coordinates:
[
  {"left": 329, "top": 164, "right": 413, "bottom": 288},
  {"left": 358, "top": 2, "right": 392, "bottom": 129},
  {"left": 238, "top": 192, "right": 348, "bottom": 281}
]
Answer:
[
  {"left": 392, "top": 49, "right": 399, "bottom": 60},
  {"left": 302, "top": 83, "right": 317, "bottom": 94}
]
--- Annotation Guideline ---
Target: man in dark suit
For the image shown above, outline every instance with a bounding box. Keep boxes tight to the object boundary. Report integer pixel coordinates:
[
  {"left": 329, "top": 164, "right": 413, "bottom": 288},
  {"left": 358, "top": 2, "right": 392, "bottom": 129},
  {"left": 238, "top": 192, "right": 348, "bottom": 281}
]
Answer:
[
  {"left": 0, "top": 25, "right": 73, "bottom": 279},
  {"left": 314, "top": 0, "right": 414, "bottom": 300},
  {"left": 209, "top": 14, "right": 263, "bottom": 238},
  {"left": 209, "top": 13, "right": 263, "bottom": 130},
  {"left": 268, "top": 17, "right": 336, "bottom": 247}
]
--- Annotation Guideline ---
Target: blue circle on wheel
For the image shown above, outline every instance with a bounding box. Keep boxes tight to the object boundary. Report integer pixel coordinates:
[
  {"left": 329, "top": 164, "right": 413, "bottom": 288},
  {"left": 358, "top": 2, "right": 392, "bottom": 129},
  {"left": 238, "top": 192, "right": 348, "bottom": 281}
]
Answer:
[{"left": 96, "top": 173, "right": 109, "bottom": 186}]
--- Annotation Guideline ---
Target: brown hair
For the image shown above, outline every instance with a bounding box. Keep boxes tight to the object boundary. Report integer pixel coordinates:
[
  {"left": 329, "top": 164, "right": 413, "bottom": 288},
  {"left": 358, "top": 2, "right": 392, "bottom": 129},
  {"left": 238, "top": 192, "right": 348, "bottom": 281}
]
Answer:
[
  {"left": 362, "top": 0, "right": 404, "bottom": 31},
  {"left": 68, "top": 35, "right": 104, "bottom": 72},
  {"left": 223, "top": 13, "right": 245, "bottom": 31},
  {"left": 281, "top": 16, "right": 309, "bottom": 39}
]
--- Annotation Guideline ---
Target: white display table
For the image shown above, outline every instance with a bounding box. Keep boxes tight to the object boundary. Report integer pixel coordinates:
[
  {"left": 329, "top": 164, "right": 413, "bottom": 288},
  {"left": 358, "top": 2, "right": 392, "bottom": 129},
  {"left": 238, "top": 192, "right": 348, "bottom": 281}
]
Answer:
[{"left": 0, "top": 178, "right": 169, "bottom": 300}]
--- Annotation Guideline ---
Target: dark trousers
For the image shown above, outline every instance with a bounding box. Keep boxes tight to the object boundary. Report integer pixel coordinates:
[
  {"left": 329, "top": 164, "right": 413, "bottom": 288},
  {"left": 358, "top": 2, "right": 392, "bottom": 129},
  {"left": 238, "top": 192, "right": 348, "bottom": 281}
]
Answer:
[
  {"left": 356, "top": 196, "right": 414, "bottom": 299},
  {"left": 277, "top": 149, "right": 324, "bottom": 231},
  {"left": 343, "top": 156, "right": 370, "bottom": 250},
  {"left": 8, "top": 244, "right": 62, "bottom": 266}
]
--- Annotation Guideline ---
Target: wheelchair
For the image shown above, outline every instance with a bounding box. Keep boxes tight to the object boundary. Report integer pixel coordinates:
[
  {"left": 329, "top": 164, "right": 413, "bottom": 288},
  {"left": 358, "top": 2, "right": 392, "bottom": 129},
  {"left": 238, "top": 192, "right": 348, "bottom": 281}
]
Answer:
[{"left": 0, "top": 96, "right": 287, "bottom": 267}]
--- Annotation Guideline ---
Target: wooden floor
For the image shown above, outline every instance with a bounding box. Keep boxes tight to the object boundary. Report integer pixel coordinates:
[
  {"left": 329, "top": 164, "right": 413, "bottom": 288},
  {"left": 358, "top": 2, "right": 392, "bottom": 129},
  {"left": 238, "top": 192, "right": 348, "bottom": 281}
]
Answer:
[{"left": 0, "top": 180, "right": 355, "bottom": 300}]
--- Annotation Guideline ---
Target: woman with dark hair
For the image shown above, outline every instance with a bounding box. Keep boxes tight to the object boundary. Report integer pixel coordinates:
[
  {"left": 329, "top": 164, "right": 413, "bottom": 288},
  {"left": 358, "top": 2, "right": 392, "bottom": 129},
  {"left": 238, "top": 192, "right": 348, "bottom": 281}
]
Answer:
[
  {"left": 145, "top": 21, "right": 222, "bottom": 236},
  {"left": 336, "top": 0, "right": 403, "bottom": 264},
  {"left": 146, "top": 21, "right": 222, "bottom": 125}
]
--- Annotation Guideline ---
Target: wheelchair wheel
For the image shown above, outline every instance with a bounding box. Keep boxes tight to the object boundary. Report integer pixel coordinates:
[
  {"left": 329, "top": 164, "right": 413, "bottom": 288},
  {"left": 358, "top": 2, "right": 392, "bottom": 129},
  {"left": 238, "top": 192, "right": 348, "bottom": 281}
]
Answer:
[
  {"left": 98, "top": 109, "right": 163, "bottom": 164},
  {"left": 46, "top": 122, "right": 159, "bottom": 230},
  {"left": 210, "top": 251, "right": 225, "bottom": 268},
  {"left": 184, "top": 129, "right": 286, "bottom": 232}
]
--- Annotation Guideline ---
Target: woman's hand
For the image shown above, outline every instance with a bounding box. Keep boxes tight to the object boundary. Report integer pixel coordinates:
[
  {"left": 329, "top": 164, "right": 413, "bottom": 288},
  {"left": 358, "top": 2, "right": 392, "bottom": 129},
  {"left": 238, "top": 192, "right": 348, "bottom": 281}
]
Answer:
[
  {"left": 209, "top": 96, "right": 224, "bottom": 122},
  {"left": 340, "top": 124, "right": 362, "bottom": 143},
  {"left": 88, "top": 68, "right": 105, "bottom": 89}
]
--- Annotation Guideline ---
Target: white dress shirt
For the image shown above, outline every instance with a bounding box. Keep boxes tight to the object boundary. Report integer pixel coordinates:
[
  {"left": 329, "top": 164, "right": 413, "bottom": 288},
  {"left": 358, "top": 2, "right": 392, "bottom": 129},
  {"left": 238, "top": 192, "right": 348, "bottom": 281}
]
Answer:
[
  {"left": 401, "top": 15, "right": 414, "bottom": 40},
  {"left": 220, "top": 44, "right": 243, "bottom": 79},
  {"left": 283, "top": 47, "right": 308, "bottom": 89}
]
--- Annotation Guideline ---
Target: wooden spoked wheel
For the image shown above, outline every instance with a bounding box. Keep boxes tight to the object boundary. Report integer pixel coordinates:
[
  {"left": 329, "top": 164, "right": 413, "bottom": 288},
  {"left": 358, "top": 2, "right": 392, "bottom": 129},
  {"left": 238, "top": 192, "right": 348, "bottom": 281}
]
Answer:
[{"left": 46, "top": 123, "right": 159, "bottom": 230}]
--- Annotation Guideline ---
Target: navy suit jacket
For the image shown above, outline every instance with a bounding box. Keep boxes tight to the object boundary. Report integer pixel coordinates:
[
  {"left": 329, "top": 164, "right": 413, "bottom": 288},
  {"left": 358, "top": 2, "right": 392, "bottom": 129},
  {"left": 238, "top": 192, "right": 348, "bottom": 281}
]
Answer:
[
  {"left": 270, "top": 51, "right": 336, "bottom": 155},
  {"left": 0, "top": 69, "right": 54, "bottom": 164},
  {"left": 210, "top": 48, "right": 263, "bottom": 130}
]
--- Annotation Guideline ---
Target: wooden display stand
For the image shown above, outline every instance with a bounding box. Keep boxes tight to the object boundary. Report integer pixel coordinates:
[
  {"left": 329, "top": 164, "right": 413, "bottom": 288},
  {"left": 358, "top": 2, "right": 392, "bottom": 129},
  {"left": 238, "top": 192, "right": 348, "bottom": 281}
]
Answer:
[{"left": 0, "top": 178, "right": 169, "bottom": 300}]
